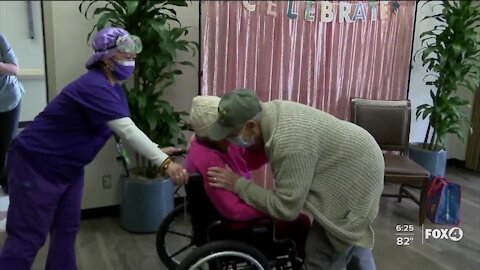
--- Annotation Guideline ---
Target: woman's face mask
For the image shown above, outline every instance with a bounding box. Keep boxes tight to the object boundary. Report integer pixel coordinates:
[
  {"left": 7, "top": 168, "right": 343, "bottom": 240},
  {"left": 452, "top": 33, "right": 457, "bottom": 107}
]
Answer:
[{"left": 112, "top": 59, "right": 135, "bottom": 81}]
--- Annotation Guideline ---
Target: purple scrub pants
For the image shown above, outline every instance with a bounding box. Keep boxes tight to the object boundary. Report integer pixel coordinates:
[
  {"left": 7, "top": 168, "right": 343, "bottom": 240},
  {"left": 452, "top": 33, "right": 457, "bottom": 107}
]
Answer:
[{"left": 0, "top": 147, "right": 84, "bottom": 270}]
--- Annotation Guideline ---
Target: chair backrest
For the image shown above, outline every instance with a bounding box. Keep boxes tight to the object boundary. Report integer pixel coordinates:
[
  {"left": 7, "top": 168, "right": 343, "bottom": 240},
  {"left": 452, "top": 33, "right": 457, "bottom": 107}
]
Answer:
[
  {"left": 184, "top": 174, "right": 222, "bottom": 245},
  {"left": 350, "top": 98, "right": 411, "bottom": 155}
]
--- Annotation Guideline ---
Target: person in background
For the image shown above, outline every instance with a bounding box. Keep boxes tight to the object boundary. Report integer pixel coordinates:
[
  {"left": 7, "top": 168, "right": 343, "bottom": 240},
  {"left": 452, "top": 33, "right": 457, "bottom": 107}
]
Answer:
[
  {"left": 0, "top": 33, "right": 24, "bottom": 194},
  {"left": 185, "top": 95, "right": 310, "bottom": 259},
  {"left": 0, "top": 27, "right": 188, "bottom": 270},
  {"left": 207, "top": 89, "right": 384, "bottom": 270}
]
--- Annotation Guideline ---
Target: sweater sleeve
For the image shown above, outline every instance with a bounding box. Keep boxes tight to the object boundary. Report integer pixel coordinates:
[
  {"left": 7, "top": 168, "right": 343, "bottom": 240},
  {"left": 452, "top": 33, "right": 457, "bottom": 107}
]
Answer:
[
  {"left": 196, "top": 152, "right": 266, "bottom": 221},
  {"left": 234, "top": 152, "right": 316, "bottom": 221}
]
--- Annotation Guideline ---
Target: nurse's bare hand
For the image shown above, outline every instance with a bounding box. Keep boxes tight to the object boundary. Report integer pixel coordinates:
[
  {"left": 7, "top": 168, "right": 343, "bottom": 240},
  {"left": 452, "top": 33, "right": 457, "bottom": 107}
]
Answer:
[
  {"left": 166, "top": 162, "right": 189, "bottom": 185},
  {"left": 161, "top": 146, "right": 182, "bottom": 156}
]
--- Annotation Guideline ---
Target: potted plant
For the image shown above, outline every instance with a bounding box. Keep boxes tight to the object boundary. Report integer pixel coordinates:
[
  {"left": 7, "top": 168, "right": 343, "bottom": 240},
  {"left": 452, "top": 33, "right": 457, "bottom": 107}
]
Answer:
[
  {"left": 79, "top": 0, "right": 197, "bottom": 232},
  {"left": 411, "top": 0, "right": 480, "bottom": 177}
]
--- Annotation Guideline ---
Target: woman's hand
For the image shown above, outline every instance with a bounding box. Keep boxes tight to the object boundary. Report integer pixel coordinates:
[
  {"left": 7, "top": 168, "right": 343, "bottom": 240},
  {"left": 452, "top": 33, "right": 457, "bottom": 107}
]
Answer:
[
  {"left": 161, "top": 146, "right": 182, "bottom": 156},
  {"left": 207, "top": 165, "right": 240, "bottom": 192},
  {"left": 165, "top": 162, "right": 189, "bottom": 185}
]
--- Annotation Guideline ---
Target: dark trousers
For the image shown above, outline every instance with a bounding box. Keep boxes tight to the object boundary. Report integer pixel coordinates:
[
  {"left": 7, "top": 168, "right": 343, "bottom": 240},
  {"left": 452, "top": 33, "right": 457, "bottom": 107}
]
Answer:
[{"left": 0, "top": 103, "right": 21, "bottom": 191}]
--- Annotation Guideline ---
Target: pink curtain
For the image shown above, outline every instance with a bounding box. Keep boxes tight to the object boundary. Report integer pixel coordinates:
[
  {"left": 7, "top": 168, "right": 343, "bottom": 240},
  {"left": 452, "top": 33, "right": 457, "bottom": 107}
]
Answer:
[{"left": 201, "top": 0, "right": 416, "bottom": 187}]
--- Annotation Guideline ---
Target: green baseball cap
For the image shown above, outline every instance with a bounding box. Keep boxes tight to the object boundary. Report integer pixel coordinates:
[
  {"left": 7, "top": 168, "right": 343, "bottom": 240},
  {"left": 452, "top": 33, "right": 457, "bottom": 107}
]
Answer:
[{"left": 207, "top": 89, "right": 261, "bottom": 141}]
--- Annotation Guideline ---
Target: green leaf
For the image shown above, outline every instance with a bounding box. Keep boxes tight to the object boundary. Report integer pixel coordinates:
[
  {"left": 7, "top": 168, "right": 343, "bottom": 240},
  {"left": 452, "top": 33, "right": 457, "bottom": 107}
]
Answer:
[
  {"left": 421, "top": 108, "right": 432, "bottom": 120},
  {"left": 429, "top": 90, "right": 436, "bottom": 101},
  {"left": 171, "top": 69, "right": 183, "bottom": 75},
  {"left": 78, "top": 0, "right": 91, "bottom": 14},
  {"left": 157, "top": 100, "right": 174, "bottom": 114},
  {"left": 80, "top": 1, "right": 101, "bottom": 19},
  {"left": 421, "top": 14, "right": 446, "bottom": 23},
  {"left": 96, "top": 12, "right": 117, "bottom": 31},
  {"left": 86, "top": 23, "right": 97, "bottom": 43},
  {"left": 146, "top": 113, "right": 157, "bottom": 131},
  {"left": 137, "top": 95, "right": 147, "bottom": 111},
  {"left": 167, "top": 119, "right": 181, "bottom": 134},
  {"left": 166, "top": 0, "right": 188, "bottom": 7},
  {"left": 125, "top": 0, "right": 139, "bottom": 15},
  {"left": 150, "top": 20, "right": 169, "bottom": 40},
  {"left": 107, "top": 1, "right": 126, "bottom": 15},
  {"left": 452, "top": 44, "right": 462, "bottom": 55},
  {"left": 421, "top": 47, "right": 437, "bottom": 63},
  {"left": 177, "top": 61, "right": 195, "bottom": 68}
]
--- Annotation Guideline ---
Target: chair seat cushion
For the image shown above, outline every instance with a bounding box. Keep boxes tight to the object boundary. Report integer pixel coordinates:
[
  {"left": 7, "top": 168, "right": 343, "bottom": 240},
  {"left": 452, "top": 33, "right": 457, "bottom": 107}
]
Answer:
[{"left": 384, "top": 154, "right": 429, "bottom": 176}]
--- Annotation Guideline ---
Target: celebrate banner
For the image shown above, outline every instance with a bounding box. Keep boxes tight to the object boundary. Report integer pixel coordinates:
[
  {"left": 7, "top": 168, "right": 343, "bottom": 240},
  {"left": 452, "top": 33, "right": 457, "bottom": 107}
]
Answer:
[{"left": 242, "top": 1, "right": 401, "bottom": 23}]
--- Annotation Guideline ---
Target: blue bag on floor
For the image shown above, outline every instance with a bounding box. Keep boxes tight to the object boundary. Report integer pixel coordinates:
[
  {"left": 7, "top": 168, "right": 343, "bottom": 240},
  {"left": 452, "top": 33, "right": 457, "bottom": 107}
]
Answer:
[{"left": 427, "top": 177, "right": 461, "bottom": 225}]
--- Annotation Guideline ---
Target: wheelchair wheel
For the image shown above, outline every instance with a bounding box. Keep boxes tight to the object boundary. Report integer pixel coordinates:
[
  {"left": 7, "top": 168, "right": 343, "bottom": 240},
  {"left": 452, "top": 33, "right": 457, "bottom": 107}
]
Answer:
[
  {"left": 156, "top": 202, "right": 195, "bottom": 269},
  {"left": 177, "top": 240, "right": 270, "bottom": 270}
]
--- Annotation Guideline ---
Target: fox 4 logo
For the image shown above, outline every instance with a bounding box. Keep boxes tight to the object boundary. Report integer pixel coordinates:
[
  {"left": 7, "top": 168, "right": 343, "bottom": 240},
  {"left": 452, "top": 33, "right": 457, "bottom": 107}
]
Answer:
[{"left": 424, "top": 227, "right": 463, "bottom": 242}]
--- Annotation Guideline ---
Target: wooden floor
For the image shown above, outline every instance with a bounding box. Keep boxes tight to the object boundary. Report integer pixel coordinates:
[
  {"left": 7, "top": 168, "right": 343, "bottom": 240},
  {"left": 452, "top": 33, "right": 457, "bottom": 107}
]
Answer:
[{"left": 1, "top": 165, "right": 479, "bottom": 270}]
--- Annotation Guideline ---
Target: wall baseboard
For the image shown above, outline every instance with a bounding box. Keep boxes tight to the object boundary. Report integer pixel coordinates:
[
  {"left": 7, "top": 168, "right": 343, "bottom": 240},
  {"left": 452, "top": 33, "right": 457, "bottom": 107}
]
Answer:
[
  {"left": 80, "top": 197, "right": 186, "bottom": 220},
  {"left": 447, "top": 158, "right": 466, "bottom": 168},
  {"left": 81, "top": 205, "right": 119, "bottom": 220},
  {"left": 18, "top": 121, "right": 33, "bottom": 129}
]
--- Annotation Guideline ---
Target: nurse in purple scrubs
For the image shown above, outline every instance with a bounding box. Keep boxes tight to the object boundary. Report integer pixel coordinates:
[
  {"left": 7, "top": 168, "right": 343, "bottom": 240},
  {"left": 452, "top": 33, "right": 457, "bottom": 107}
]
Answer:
[{"left": 0, "top": 27, "right": 188, "bottom": 270}]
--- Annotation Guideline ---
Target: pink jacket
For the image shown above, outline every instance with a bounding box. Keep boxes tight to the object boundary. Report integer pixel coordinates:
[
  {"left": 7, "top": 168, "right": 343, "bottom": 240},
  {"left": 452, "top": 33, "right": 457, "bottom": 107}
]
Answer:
[{"left": 185, "top": 140, "right": 268, "bottom": 221}]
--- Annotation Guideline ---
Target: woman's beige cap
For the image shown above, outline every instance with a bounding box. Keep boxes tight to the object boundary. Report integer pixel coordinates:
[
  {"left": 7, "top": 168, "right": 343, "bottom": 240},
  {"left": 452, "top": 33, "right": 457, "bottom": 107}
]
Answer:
[{"left": 190, "top": 95, "right": 221, "bottom": 137}]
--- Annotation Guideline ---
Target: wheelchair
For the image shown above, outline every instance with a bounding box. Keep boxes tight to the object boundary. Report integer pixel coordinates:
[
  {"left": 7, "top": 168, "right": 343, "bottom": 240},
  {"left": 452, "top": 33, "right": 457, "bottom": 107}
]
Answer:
[{"left": 156, "top": 174, "right": 307, "bottom": 270}]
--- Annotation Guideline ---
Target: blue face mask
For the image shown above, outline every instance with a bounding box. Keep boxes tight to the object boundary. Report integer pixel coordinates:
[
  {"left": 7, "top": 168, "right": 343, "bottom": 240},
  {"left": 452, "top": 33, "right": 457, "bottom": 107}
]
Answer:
[
  {"left": 113, "top": 60, "right": 135, "bottom": 81},
  {"left": 228, "top": 128, "right": 255, "bottom": 148}
]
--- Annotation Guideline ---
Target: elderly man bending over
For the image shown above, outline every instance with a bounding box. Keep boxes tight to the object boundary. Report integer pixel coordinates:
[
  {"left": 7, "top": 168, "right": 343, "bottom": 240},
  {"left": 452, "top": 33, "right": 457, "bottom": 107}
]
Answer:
[{"left": 207, "top": 89, "right": 384, "bottom": 270}]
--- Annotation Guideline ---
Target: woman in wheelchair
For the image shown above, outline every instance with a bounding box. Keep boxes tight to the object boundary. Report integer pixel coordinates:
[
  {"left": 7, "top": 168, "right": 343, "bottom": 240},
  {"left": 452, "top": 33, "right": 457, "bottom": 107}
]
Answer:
[{"left": 185, "top": 95, "right": 311, "bottom": 260}]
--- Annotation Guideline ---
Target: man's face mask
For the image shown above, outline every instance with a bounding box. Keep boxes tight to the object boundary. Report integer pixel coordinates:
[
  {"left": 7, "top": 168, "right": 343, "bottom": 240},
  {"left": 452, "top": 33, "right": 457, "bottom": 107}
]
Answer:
[{"left": 228, "top": 125, "right": 255, "bottom": 148}]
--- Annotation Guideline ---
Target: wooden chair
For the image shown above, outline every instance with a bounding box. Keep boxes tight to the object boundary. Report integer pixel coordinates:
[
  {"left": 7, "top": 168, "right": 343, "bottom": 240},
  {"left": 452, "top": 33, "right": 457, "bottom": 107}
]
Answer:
[{"left": 350, "top": 98, "right": 430, "bottom": 224}]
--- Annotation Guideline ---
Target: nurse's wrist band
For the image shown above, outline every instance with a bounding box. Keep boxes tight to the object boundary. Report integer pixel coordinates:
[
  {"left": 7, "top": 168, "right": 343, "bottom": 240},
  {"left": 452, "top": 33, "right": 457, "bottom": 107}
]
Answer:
[{"left": 159, "top": 157, "right": 173, "bottom": 174}]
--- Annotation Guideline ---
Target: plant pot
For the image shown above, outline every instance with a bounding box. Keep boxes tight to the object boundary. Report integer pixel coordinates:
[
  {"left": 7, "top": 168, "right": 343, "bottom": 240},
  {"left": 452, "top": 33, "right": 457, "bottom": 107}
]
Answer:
[
  {"left": 120, "top": 176, "right": 174, "bottom": 233},
  {"left": 409, "top": 143, "right": 447, "bottom": 177}
]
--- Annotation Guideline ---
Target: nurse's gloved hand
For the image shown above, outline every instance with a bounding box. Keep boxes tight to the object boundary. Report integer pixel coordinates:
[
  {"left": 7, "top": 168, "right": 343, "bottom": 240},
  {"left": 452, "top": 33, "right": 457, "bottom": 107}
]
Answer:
[{"left": 166, "top": 162, "right": 189, "bottom": 185}]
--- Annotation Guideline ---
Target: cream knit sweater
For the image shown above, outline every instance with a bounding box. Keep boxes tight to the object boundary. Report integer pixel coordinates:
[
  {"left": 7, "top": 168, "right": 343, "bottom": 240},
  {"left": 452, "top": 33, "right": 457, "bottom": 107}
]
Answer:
[{"left": 234, "top": 100, "right": 384, "bottom": 252}]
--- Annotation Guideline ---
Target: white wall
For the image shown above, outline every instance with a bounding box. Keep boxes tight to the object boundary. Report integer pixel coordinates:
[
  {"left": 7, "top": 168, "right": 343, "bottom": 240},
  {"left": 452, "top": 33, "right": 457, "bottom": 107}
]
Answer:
[
  {"left": 42, "top": 1, "right": 199, "bottom": 209},
  {"left": 162, "top": 2, "right": 200, "bottom": 114},
  {"left": 0, "top": 1, "right": 47, "bottom": 121},
  {"left": 408, "top": 1, "right": 475, "bottom": 160}
]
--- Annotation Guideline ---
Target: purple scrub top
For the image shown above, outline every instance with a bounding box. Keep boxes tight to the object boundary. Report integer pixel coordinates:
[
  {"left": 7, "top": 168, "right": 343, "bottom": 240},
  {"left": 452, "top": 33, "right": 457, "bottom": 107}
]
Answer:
[{"left": 12, "top": 68, "right": 130, "bottom": 181}]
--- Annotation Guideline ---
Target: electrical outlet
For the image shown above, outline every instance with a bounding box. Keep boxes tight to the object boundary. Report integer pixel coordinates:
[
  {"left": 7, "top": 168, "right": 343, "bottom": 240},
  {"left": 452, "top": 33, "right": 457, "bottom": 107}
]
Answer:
[{"left": 102, "top": 175, "right": 112, "bottom": 189}]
